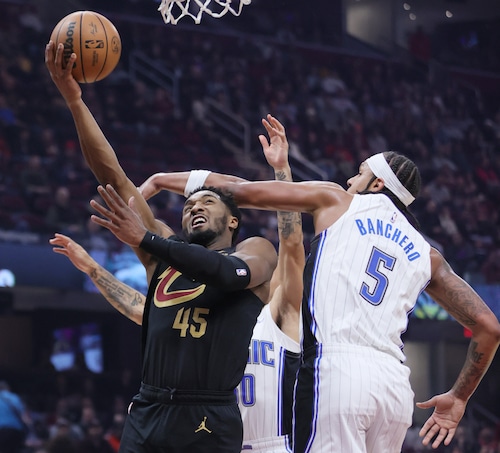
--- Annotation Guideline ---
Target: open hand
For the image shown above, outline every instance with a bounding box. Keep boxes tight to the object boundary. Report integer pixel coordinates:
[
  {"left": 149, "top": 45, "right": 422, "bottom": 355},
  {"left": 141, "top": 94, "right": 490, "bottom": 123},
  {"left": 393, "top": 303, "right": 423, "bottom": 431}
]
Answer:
[
  {"left": 49, "top": 233, "right": 95, "bottom": 274},
  {"left": 416, "top": 392, "right": 466, "bottom": 449},
  {"left": 90, "top": 184, "right": 147, "bottom": 248},
  {"left": 258, "top": 114, "right": 289, "bottom": 170}
]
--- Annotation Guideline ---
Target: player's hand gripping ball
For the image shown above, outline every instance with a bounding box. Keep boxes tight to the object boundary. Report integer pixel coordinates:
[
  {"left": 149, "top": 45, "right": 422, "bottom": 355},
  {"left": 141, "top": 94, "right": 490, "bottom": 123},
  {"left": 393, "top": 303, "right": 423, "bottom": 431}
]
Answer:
[{"left": 49, "top": 11, "right": 121, "bottom": 83}]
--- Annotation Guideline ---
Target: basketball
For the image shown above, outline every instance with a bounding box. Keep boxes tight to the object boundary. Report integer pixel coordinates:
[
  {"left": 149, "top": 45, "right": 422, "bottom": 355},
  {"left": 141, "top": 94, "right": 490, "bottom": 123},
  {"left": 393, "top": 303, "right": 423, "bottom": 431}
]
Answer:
[{"left": 49, "top": 11, "right": 121, "bottom": 84}]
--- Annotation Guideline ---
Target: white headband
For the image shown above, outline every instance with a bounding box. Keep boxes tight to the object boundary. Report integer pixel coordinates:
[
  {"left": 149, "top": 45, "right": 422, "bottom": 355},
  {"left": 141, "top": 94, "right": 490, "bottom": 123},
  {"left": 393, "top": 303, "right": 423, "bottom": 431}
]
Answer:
[
  {"left": 184, "top": 169, "right": 212, "bottom": 197},
  {"left": 365, "top": 153, "right": 415, "bottom": 207}
]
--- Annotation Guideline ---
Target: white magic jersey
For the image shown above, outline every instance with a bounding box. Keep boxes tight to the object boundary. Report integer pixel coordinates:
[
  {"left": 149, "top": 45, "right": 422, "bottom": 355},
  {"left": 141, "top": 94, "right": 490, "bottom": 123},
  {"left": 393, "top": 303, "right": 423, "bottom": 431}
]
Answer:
[
  {"left": 304, "top": 194, "right": 432, "bottom": 362},
  {"left": 236, "top": 304, "right": 301, "bottom": 451}
]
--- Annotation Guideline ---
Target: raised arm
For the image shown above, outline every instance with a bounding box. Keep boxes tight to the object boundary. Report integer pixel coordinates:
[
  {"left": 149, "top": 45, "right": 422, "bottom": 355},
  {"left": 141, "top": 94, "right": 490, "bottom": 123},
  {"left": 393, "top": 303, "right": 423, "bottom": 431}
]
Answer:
[
  {"left": 259, "top": 115, "right": 304, "bottom": 342},
  {"left": 45, "top": 42, "right": 160, "bottom": 269},
  {"left": 49, "top": 233, "right": 145, "bottom": 325},
  {"left": 417, "top": 248, "right": 500, "bottom": 449}
]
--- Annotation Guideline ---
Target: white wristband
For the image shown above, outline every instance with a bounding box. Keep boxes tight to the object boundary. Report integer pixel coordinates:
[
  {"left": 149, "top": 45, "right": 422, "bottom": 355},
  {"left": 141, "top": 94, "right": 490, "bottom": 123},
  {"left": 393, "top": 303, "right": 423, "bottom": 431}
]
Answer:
[{"left": 184, "top": 170, "right": 212, "bottom": 197}]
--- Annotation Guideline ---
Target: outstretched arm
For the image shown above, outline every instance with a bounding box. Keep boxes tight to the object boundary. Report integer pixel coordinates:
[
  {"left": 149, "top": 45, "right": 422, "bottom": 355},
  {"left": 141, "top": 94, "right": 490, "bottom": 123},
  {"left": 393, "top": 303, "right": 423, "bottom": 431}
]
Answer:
[
  {"left": 417, "top": 248, "right": 500, "bottom": 449},
  {"left": 49, "top": 233, "right": 145, "bottom": 325},
  {"left": 45, "top": 42, "right": 160, "bottom": 269},
  {"left": 139, "top": 171, "right": 247, "bottom": 201},
  {"left": 137, "top": 122, "right": 348, "bottom": 235},
  {"left": 260, "top": 115, "right": 303, "bottom": 342},
  {"left": 91, "top": 184, "right": 277, "bottom": 293},
  {"left": 139, "top": 168, "right": 342, "bottom": 215}
]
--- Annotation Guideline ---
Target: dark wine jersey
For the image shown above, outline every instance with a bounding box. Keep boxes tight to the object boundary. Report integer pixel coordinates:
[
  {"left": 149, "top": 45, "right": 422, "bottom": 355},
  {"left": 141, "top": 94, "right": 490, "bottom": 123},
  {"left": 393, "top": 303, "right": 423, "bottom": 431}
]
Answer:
[{"left": 141, "top": 239, "right": 264, "bottom": 392}]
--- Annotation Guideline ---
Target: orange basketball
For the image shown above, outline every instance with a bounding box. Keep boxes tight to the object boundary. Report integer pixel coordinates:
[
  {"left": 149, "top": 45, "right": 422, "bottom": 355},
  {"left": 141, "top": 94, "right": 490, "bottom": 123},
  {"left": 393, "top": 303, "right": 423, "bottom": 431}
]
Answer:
[{"left": 49, "top": 11, "right": 121, "bottom": 84}]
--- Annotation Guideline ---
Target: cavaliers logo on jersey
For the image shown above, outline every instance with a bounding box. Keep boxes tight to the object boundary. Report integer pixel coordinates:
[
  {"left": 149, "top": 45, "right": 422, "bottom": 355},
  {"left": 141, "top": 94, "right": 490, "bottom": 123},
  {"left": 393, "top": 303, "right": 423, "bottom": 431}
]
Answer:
[{"left": 154, "top": 267, "right": 206, "bottom": 308}]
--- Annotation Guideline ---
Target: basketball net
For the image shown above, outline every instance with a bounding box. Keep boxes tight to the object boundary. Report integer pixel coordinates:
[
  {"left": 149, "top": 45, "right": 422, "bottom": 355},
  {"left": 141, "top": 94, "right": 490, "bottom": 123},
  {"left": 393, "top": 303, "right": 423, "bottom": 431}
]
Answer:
[{"left": 158, "top": 0, "right": 251, "bottom": 25}]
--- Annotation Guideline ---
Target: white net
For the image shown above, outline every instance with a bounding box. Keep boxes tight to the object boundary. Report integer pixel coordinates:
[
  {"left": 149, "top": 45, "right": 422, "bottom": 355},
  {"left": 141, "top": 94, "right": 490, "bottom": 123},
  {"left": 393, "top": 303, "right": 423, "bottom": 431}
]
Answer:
[{"left": 158, "top": 0, "right": 251, "bottom": 25}]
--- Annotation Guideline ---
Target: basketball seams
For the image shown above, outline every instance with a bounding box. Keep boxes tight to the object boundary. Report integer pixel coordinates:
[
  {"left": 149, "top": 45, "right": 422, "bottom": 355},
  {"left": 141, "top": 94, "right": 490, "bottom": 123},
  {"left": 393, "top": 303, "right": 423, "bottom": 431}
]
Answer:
[
  {"left": 79, "top": 12, "right": 86, "bottom": 83},
  {"left": 92, "top": 12, "right": 108, "bottom": 83}
]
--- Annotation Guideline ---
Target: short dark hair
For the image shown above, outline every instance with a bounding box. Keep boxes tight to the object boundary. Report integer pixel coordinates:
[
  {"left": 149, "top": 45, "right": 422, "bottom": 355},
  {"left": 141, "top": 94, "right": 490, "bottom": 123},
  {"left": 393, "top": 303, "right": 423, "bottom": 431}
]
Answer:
[{"left": 188, "top": 186, "right": 242, "bottom": 243}]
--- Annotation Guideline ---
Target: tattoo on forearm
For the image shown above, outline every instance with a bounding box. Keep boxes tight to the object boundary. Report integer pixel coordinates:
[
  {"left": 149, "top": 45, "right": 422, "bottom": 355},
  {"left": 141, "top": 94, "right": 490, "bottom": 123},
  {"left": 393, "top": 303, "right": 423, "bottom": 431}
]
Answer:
[
  {"left": 453, "top": 341, "right": 488, "bottom": 400},
  {"left": 278, "top": 211, "right": 302, "bottom": 239},
  {"left": 90, "top": 268, "right": 144, "bottom": 316},
  {"left": 469, "top": 341, "right": 485, "bottom": 364},
  {"left": 131, "top": 293, "right": 143, "bottom": 307},
  {"left": 274, "top": 168, "right": 302, "bottom": 239}
]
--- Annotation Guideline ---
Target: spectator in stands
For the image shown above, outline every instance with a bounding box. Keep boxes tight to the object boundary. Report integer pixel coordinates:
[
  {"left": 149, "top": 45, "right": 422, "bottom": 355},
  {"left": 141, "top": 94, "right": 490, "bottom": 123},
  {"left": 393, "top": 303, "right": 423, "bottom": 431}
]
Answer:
[
  {"left": 104, "top": 412, "right": 125, "bottom": 453},
  {"left": 76, "top": 418, "right": 115, "bottom": 453},
  {"left": 478, "top": 425, "right": 498, "bottom": 453},
  {"left": 447, "top": 424, "right": 478, "bottom": 453},
  {"left": 0, "top": 94, "right": 17, "bottom": 127},
  {"left": 19, "top": 154, "right": 52, "bottom": 210},
  {"left": 44, "top": 423, "right": 78, "bottom": 453},
  {"left": 0, "top": 380, "right": 29, "bottom": 453},
  {"left": 44, "top": 186, "right": 85, "bottom": 236}
]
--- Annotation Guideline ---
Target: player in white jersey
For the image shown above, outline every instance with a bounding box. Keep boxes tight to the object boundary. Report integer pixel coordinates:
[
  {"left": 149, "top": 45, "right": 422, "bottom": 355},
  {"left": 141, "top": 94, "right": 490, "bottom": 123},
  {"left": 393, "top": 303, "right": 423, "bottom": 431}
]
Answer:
[
  {"left": 236, "top": 116, "right": 302, "bottom": 452},
  {"left": 140, "top": 149, "right": 500, "bottom": 452},
  {"left": 294, "top": 191, "right": 429, "bottom": 453},
  {"left": 238, "top": 304, "right": 300, "bottom": 452}
]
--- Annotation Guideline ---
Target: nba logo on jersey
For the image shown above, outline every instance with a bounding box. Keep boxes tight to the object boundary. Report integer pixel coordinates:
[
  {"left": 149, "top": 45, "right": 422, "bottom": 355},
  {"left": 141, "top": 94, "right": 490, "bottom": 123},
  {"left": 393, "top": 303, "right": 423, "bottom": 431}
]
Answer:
[{"left": 236, "top": 268, "right": 248, "bottom": 276}]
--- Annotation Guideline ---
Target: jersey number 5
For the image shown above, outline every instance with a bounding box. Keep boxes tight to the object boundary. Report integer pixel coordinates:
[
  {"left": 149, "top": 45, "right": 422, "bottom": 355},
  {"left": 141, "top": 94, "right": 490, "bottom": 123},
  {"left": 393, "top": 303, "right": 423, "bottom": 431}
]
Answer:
[{"left": 360, "top": 247, "right": 396, "bottom": 306}]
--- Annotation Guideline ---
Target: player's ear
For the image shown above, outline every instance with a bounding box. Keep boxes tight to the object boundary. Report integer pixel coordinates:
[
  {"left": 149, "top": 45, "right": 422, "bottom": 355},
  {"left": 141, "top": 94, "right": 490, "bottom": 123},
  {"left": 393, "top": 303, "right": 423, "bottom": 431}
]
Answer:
[
  {"left": 371, "top": 177, "right": 385, "bottom": 193},
  {"left": 228, "top": 216, "right": 239, "bottom": 232}
]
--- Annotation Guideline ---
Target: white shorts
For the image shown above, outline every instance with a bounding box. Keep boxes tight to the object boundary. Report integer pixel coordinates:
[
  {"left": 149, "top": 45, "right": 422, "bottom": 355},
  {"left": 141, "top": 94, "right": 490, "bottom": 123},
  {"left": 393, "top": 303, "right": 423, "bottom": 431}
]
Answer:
[
  {"left": 293, "top": 343, "right": 414, "bottom": 453},
  {"left": 242, "top": 435, "right": 292, "bottom": 453}
]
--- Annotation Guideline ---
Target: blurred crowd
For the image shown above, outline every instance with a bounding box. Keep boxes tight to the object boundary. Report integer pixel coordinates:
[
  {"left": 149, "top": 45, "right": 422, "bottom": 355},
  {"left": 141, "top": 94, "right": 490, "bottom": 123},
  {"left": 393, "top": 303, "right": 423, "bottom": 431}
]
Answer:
[
  {"left": 1, "top": 372, "right": 500, "bottom": 453},
  {"left": 0, "top": 371, "right": 137, "bottom": 453},
  {"left": 1, "top": 1, "right": 500, "bottom": 451},
  {"left": 1, "top": 1, "right": 500, "bottom": 283}
]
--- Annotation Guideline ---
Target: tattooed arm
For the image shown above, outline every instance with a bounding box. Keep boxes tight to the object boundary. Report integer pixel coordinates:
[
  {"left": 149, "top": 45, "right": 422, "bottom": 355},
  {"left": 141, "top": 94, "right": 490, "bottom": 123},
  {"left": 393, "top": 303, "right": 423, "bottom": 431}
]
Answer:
[
  {"left": 260, "top": 115, "right": 304, "bottom": 342},
  {"left": 50, "top": 233, "right": 145, "bottom": 325},
  {"left": 416, "top": 247, "right": 500, "bottom": 449}
]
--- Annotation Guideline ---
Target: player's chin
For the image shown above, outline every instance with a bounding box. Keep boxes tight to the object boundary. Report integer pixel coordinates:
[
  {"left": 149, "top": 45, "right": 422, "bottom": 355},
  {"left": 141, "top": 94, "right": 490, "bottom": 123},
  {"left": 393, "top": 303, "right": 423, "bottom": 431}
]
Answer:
[{"left": 185, "top": 228, "right": 217, "bottom": 246}]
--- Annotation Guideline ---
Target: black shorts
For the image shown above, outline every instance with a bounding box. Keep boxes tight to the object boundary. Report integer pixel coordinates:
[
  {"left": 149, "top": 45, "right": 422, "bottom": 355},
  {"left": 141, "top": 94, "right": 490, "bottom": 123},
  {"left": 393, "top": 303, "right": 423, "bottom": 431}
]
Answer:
[{"left": 119, "top": 383, "right": 243, "bottom": 453}]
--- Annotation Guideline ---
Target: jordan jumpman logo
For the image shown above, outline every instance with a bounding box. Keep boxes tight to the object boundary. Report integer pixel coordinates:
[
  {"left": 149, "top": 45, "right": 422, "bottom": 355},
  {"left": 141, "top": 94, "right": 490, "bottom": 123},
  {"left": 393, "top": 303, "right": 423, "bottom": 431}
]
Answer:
[{"left": 195, "top": 416, "right": 212, "bottom": 433}]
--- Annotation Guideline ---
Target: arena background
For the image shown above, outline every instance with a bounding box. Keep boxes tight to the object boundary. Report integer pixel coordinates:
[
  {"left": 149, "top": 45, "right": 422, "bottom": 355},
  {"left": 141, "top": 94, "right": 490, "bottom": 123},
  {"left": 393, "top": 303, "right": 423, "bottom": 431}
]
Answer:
[{"left": 0, "top": 0, "right": 499, "bottom": 450}]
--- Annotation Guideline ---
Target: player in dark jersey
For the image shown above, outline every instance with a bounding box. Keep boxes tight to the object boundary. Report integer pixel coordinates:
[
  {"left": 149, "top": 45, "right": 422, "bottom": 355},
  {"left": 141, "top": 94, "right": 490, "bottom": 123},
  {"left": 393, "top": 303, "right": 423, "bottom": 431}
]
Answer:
[
  {"left": 45, "top": 41, "right": 277, "bottom": 453},
  {"left": 51, "top": 115, "right": 302, "bottom": 453}
]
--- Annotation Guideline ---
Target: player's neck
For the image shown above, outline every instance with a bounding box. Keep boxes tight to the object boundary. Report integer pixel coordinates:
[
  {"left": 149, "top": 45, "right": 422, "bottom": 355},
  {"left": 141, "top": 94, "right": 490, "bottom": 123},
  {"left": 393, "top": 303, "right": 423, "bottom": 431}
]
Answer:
[{"left": 207, "top": 236, "right": 233, "bottom": 251}]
